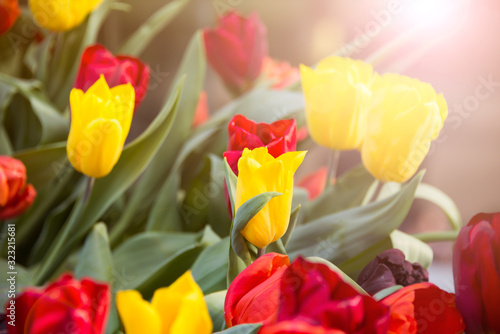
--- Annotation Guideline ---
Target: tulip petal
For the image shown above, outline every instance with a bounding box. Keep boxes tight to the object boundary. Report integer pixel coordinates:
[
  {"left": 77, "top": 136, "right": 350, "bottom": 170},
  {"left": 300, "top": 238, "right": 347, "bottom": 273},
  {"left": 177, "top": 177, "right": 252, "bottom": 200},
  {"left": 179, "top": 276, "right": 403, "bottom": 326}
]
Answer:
[
  {"left": 116, "top": 290, "right": 161, "bottom": 334},
  {"left": 79, "top": 118, "right": 123, "bottom": 178}
]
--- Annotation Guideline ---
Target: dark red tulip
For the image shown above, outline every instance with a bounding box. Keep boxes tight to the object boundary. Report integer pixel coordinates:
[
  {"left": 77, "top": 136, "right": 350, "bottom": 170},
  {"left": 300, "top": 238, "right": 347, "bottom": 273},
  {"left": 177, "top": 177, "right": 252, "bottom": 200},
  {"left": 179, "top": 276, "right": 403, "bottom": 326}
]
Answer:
[
  {"left": 0, "top": 156, "right": 36, "bottom": 220},
  {"left": 225, "top": 253, "right": 289, "bottom": 327},
  {"left": 203, "top": 11, "right": 267, "bottom": 95},
  {"left": 381, "top": 282, "right": 465, "bottom": 334},
  {"left": 74, "top": 44, "right": 150, "bottom": 109},
  {"left": 357, "top": 249, "right": 429, "bottom": 295},
  {"left": 453, "top": 212, "right": 500, "bottom": 334},
  {"left": 6, "top": 274, "right": 110, "bottom": 334}
]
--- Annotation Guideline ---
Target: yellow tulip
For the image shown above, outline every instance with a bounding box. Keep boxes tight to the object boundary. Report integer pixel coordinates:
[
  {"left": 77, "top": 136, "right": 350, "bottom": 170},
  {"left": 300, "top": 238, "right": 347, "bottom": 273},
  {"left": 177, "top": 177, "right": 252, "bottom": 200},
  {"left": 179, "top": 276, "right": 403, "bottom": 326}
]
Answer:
[
  {"left": 67, "top": 75, "right": 134, "bottom": 178},
  {"left": 116, "top": 271, "right": 213, "bottom": 334},
  {"left": 235, "top": 147, "right": 306, "bottom": 248},
  {"left": 300, "top": 56, "right": 373, "bottom": 150},
  {"left": 29, "top": 0, "right": 103, "bottom": 31},
  {"left": 361, "top": 73, "right": 448, "bottom": 183}
]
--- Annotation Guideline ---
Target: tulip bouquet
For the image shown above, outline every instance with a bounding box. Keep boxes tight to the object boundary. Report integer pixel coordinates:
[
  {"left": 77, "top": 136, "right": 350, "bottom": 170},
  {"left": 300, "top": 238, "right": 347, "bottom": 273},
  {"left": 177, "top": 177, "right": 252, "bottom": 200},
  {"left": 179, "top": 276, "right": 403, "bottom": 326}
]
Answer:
[{"left": 0, "top": 1, "right": 498, "bottom": 334}]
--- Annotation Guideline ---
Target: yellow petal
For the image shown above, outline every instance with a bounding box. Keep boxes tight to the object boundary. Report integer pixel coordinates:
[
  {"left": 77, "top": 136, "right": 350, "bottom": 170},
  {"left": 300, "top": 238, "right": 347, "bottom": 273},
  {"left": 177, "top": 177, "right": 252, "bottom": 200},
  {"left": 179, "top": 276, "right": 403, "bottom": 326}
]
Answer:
[
  {"left": 85, "top": 75, "right": 112, "bottom": 103},
  {"left": 79, "top": 118, "right": 123, "bottom": 178},
  {"left": 116, "top": 290, "right": 161, "bottom": 334},
  {"left": 109, "top": 83, "right": 135, "bottom": 143},
  {"left": 152, "top": 271, "right": 212, "bottom": 334}
]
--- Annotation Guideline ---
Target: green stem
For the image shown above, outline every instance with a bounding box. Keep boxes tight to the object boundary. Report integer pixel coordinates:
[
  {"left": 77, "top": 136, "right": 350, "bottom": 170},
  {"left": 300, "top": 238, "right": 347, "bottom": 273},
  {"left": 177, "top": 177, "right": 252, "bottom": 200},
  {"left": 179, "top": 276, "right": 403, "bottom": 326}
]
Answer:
[
  {"left": 32, "top": 177, "right": 95, "bottom": 285},
  {"left": 257, "top": 247, "right": 266, "bottom": 258},
  {"left": 413, "top": 231, "right": 459, "bottom": 243},
  {"left": 325, "top": 149, "right": 341, "bottom": 189}
]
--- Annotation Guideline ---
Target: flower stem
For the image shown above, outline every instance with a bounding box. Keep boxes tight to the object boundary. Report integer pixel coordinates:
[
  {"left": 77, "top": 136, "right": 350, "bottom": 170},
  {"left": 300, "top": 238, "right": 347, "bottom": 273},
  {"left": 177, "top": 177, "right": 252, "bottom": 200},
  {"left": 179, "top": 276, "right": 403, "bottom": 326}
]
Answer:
[
  {"left": 413, "top": 230, "right": 459, "bottom": 243},
  {"left": 257, "top": 247, "right": 266, "bottom": 258},
  {"left": 326, "top": 149, "right": 341, "bottom": 189}
]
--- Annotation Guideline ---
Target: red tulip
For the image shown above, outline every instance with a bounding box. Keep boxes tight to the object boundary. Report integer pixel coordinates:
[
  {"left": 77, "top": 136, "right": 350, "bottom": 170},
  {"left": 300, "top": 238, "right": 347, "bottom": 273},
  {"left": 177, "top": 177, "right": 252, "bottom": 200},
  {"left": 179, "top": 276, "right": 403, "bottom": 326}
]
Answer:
[
  {"left": 225, "top": 253, "right": 290, "bottom": 327},
  {"left": 6, "top": 274, "right": 110, "bottom": 334},
  {"left": 223, "top": 115, "right": 297, "bottom": 175},
  {"left": 203, "top": 11, "right": 268, "bottom": 95},
  {"left": 357, "top": 249, "right": 429, "bottom": 296},
  {"left": 74, "top": 44, "right": 150, "bottom": 109},
  {"left": 261, "top": 257, "right": 390, "bottom": 334},
  {"left": 453, "top": 212, "right": 500, "bottom": 334},
  {"left": 0, "top": 156, "right": 36, "bottom": 220},
  {"left": 261, "top": 57, "right": 300, "bottom": 90},
  {"left": 192, "top": 91, "right": 209, "bottom": 128},
  {"left": 381, "top": 282, "right": 464, "bottom": 334},
  {"left": 0, "top": 0, "right": 20, "bottom": 35},
  {"left": 297, "top": 166, "right": 327, "bottom": 200}
]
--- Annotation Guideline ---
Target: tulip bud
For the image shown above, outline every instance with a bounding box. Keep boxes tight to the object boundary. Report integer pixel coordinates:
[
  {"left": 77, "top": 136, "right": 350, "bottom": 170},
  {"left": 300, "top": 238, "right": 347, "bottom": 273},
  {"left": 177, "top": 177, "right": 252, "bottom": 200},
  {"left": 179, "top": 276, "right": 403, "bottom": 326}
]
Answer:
[
  {"left": 300, "top": 56, "right": 373, "bottom": 150},
  {"left": 7, "top": 273, "right": 110, "bottom": 334},
  {"left": 0, "top": 0, "right": 20, "bottom": 35},
  {"left": 225, "top": 252, "right": 289, "bottom": 327},
  {"left": 297, "top": 166, "right": 327, "bottom": 200},
  {"left": 75, "top": 44, "right": 150, "bottom": 110},
  {"left": 203, "top": 11, "right": 268, "bottom": 95},
  {"left": 357, "top": 249, "right": 429, "bottom": 295},
  {"left": 67, "top": 76, "right": 134, "bottom": 178},
  {"left": 361, "top": 73, "right": 448, "bottom": 183},
  {"left": 117, "top": 271, "right": 212, "bottom": 334},
  {"left": 29, "top": 0, "right": 103, "bottom": 31},
  {"left": 235, "top": 147, "right": 306, "bottom": 248},
  {"left": 453, "top": 212, "right": 500, "bottom": 334},
  {"left": 192, "top": 91, "right": 209, "bottom": 128},
  {"left": 0, "top": 156, "right": 36, "bottom": 220}
]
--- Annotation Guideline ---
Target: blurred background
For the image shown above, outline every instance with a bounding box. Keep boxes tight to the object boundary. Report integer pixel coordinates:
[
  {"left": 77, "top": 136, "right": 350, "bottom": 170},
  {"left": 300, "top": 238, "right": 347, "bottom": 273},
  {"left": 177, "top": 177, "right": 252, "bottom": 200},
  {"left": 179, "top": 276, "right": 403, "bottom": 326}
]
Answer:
[{"left": 95, "top": 0, "right": 499, "bottom": 275}]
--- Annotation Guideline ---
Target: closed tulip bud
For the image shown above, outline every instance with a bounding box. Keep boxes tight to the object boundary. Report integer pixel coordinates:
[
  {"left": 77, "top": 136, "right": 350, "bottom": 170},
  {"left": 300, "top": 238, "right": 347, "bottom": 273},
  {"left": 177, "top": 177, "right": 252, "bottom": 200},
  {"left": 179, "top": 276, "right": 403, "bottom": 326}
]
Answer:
[
  {"left": 203, "top": 11, "right": 267, "bottom": 95},
  {"left": 357, "top": 249, "right": 429, "bottom": 295},
  {"left": 7, "top": 273, "right": 110, "bottom": 334},
  {"left": 300, "top": 56, "right": 373, "bottom": 150},
  {"left": 235, "top": 147, "right": 306, "bottom": 248},
  {"left": 75, "top": 44, "right": 150, "bottom": 109},
  {"left": 29, "top": 0, "right": 103, "bottom": 31},
  {"left": 67, "top": 75, "right": 134, "bottom": 178},
  {"left": 225, "top": 252, "right": 290, "bottom": 327},
  {"left": 0, "top": 0, "right": 20, "bottom": 35},
  {"left": 116, "top": 271, "right": 212, "bottom": 334},
  {"left": 453, "top": 212, "right": 500, "bottom": 334},
  {"left": 361, "top": 74, "right": 448, "bottom": 183},
  {"left": 0, "top": 156, "right": 36, "bottom": 220}
]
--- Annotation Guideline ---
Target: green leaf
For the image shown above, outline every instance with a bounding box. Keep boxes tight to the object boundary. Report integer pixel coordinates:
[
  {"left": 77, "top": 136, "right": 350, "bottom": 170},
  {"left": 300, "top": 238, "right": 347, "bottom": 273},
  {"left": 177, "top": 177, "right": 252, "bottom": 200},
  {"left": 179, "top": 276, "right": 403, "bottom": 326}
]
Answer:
[
  {"left": 75, "top": 223, "right": 113, "bottom": 282},
  {"left": 13, "top": 142, "right": 68, "bottom": 190},
  {"left": 304, "top": 164, "right": 377, "bottom": 222},
  {"left": 219, "top": 324, "right": 262, "bottom": 334},
  {"left": 33, "top": 80, "right": 183, "bottom": 284},
  {"left": 115, "top": 31, "right": 206, "bottom": 234},
  {"left": 281, "top": 205, "right": 301, "bottom": 247},
  {"left": 391, "top": 230, "right": 433, "bottom": 268},
  {"left": 0, "top": 75, "right": 68, "bottom": 150},
  {"left": 113, "top": 232, "right": 199, "bottom": 289},
  {"left": 192, "top": 238, "right": 230, "bottom": 294},
  {"left": 231, "top": 192, "right": 283, "bottom": 265},
  {"left": 146, "top": 171, "right": 183, "bottom": 232},
  {"left": 287, "top": 171, "right": 424, "bottom": 264},
  {"left": 415, "top": 183, "right": 462, "bottom": 231},
  {"left": 204, "top": 290, "right": 227, "bottom": 332},
  {"left": 373, "top": 285, "right": 403, "bottom": 301},
  {"left": 135, "top": 245, "right": 204, "bottom": 300},
  {"left": 119, "top": 0, "right": 190, "bottom": 56},
  {"left": 306, "top": 257, "right": 368, "bottom": 295}
]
